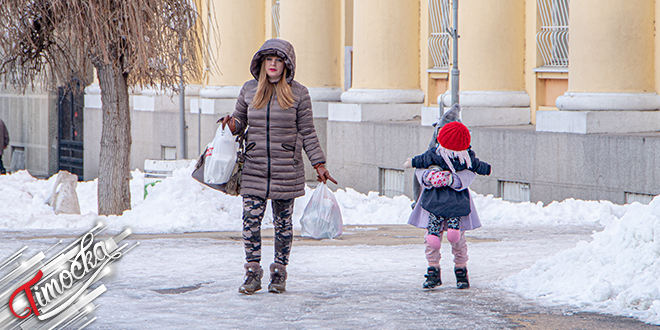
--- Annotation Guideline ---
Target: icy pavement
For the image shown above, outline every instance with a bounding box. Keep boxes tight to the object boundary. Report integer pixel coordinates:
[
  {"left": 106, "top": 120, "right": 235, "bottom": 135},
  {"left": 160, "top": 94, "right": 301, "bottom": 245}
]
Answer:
[{"left": 2, "top": 224, "right": 657, "bottom": 329}]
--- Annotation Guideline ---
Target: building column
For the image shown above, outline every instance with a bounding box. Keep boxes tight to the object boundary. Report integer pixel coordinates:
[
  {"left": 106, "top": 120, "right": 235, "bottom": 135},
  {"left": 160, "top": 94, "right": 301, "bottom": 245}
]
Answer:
[
  {"left": 438, "top": 0, "right": 529, "bottom": 127},
  {"left": 278, "top": 0, "right": 342, "bottom": 180},
  {"left": 537, "top": 0, "right": 660, "bottom": 133},
  {"left": 195, "top": 0, "right": 265, "bottom": 116},
  {"left": 279, "top": 0, "right": 342, "bottom": 105},
  {"left": 330, "top": 0, "right": 424, "bottom": 122}
]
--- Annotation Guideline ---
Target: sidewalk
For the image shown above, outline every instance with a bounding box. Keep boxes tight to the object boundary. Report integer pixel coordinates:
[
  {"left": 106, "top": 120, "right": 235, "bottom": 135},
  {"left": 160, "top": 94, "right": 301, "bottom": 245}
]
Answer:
[{"left": 8, "top": 225, "right": 659, "bottom": 329}]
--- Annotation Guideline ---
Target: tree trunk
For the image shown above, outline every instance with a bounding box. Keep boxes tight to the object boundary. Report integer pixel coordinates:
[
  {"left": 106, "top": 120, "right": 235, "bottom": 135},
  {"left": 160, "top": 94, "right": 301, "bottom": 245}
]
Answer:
[{"left": 96, "top": 63, "right": 132, "bottom": 215}]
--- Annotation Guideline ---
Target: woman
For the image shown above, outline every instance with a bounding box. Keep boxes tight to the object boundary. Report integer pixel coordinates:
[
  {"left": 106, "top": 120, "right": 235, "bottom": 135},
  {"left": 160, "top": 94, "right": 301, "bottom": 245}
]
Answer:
[{"left": 219, "top": 38, "right": 336, "bottom": 295}]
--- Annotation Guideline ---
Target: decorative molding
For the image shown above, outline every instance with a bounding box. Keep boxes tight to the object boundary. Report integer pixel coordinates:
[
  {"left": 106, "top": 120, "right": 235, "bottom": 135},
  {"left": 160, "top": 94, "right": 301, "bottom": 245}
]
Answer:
[
  {"left": 199, "top": 86, "right": 242, "bottom": 99},
  {"left": 340, "top": 89, "right": 425, "bottom": 104},
  {"left": 442, "top": 91, "right": 530, "bottom": 107},
  {"left": 556, "top": 92, "right": 660, "bottom": 111},
  {"left": 308, "top": 87, "right": 342, "bottom": 102},
  {"left": 84, "top": 84, "right": 101, "bottom": 95},
  {"left": 536, "top": 110, "right": 660, "bottom": 133}
]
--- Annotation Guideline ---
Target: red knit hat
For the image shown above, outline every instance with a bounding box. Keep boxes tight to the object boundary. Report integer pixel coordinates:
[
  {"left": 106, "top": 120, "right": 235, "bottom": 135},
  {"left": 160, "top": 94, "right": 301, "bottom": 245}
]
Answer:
[{"left": 437, "top": 121, "right": 470, "bottom": 151}]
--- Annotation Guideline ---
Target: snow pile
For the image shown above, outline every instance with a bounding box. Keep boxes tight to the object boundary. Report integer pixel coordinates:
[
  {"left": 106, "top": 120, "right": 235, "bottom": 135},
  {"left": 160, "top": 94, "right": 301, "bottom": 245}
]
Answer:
[
  {"left": 474, "top": 192, "right": 626, "bottom": 227},
  {"left": 0, "top": 165, "right": 412, "bottom": 233},
  {"left": 0, "top": 167, "right": 631, "bottom": 234},
  {"left": 502, "top": 196, "right": 660, "bottom": 324},
  {"left": 0, "top": 170, "right": 97, "bottom": 230}
]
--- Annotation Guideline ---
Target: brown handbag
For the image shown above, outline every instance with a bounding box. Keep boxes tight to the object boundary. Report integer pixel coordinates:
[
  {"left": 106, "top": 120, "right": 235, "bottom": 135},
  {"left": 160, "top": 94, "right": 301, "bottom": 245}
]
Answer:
[{"left": 192, "top": 131, "right": 246, "bottom": 196}]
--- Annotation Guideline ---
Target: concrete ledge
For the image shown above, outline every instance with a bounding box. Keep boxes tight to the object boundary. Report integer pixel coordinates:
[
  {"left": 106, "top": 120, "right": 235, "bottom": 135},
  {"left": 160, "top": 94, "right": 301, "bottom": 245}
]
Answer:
[
  {"left": 421, "top": 106, "right": 443, "bottom": 126},
  {"left": 139, "top": 85, "right": 200, "bottom": 97},
  {"left": 341, "top": 88, "right": 425, "bottom": 104},
  {"left": 556, "top": 92, "right": 660, "bottom": 111},
  {"left": 132, "top": 94, "right": 181, "bottom": 112},
  {"left": 84, "top": 84, "right": 101, "bottom": 95},
  {"left": 190, "top": 98, "right": 216, "bottom": 114},
  {"left": 199, "top": 86, "right": 242, "bottom": 99},
  {"left": 536, "top": 110, "right": 660, "bottom": 133},
  {"left": 311, "top": 101, "right": 330, "bottom": 118},
  {"left": 461, "top": 107, "right": 531, "bottom": 127},
  {"left": 84, "top": 94, "right": 102, "bottom": 109},
  {"left": 328, "top": 103, "right": 421, "bottom": 122},
  {"left": 133, "top": 95, "right": 156, "bottom": 111},
  {"left": 308, "top": 87, "right": 342, "bottom": 102},
  {"left": 442, "top": 91, "right": 530, "bottom": 107}
]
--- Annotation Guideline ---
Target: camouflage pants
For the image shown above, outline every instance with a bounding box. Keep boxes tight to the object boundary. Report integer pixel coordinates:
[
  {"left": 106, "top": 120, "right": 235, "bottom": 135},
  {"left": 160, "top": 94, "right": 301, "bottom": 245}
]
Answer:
[{"left": 242, "top": 195, "right": 295, "bottom": 266}]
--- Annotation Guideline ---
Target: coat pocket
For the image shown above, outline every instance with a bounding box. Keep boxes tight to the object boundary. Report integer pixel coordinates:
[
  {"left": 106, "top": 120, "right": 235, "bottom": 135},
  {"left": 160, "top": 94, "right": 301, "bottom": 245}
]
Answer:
[
  {"left": 244, "top": 141, "right": 256, "bottom": 159},
  {"left": 281, "top": 143, "right": 298, "bottom": 166}
]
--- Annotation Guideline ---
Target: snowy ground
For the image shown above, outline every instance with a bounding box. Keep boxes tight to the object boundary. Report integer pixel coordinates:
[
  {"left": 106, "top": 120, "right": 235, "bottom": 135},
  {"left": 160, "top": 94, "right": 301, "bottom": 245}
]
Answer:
[{"left": 0, "top": 164, "right": 659, "bottom": 328}]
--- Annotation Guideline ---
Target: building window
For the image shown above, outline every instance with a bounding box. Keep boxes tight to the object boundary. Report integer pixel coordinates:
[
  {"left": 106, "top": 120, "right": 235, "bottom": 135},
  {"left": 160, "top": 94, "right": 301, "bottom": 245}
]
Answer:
[
  {"left": 499, "top": 180, "right": 531, "bottom": 203},
  {"left": 536, "top": 0, "right": 570, "bottom": 67},
  {"left": 625, "top": 192, "right": 656, "bottom": 205},
  {"left": 380, "top": 168, "right": 405, "bottom": 198},
  {"left": 428, "top": 0, "right": 451, "bottom": 69}
]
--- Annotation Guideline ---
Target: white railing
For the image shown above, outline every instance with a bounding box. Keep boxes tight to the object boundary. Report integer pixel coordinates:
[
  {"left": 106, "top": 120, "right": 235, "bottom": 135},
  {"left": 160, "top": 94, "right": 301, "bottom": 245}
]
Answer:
[
  {"left": 428, "top": 0, "right": 451, "bottom": 69},
  {"left": 272, "top": 1, "right": 281, "bottom": 38},
  {"left": 537, "top": 0, "right": 570, "bottom": 67}
]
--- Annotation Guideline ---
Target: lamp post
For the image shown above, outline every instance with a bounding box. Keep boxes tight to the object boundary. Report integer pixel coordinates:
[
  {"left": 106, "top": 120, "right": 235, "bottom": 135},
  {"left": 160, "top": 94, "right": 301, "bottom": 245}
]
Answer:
[
  {"left": 179, "top": 48, "right": 187, "bottom": 160},
  {"left": 450, "top": 0, "right": 459, "bottom": 106}
]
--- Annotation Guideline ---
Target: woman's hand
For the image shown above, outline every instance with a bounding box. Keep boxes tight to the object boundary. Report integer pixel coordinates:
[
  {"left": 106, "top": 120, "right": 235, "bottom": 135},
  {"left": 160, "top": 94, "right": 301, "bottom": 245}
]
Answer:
[
  {"left": 314, "top": 163, "right": 337, "bottom": 185},
  {"left": 217, "top": 116, "right": 236, "bottom": 133}
]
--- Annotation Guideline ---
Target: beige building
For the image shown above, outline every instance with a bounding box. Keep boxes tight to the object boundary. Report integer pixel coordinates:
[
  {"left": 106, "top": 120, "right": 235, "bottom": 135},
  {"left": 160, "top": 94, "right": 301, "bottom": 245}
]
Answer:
[{"left": 2, "top": 0, "right": 660, "bottom": 204}]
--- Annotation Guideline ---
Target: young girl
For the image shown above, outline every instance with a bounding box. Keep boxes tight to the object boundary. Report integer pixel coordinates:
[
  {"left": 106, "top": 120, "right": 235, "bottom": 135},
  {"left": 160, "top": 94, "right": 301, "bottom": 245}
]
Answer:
[{"left": 405, "top": 121, "right": 491, "bottom": 289}]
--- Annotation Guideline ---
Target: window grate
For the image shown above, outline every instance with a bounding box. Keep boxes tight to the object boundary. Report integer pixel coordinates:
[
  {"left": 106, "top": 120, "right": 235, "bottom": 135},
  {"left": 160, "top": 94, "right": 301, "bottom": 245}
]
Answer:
[
  {"left": 161, "top": 146, "right": 177, "bottom": 160},
  {"left": 500, "top": 181, "right": 530, "bottom": 203},
  {"left": 10, "top": 146, "right": 25, "bottom": 173},
  {"left": 428, "top": 0, "right": 451, "bottom": 69},
  {"left": 272, "top": 1, "right": 281, "bottom": 38},
  {"left": 625, "top": 192, "right": 656, "bottom": 205},
  {"left": 536, "top": 0, "right": 570, "bottom": 67},
  {"left": 380, "top": 168, "right": 405, "bottom": 198}
]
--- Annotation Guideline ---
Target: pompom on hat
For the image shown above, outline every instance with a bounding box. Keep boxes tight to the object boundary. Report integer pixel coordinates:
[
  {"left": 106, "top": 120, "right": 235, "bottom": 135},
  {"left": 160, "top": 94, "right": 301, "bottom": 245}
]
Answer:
[{"left": 437, "top": 121, "right": 470, "bottom": 151}]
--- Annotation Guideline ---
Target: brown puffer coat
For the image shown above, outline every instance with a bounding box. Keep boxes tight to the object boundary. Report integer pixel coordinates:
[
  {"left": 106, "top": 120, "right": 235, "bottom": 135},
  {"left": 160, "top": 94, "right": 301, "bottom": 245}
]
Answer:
[{"left": 232, "top": 39, "right": 326, "bottom": 200}]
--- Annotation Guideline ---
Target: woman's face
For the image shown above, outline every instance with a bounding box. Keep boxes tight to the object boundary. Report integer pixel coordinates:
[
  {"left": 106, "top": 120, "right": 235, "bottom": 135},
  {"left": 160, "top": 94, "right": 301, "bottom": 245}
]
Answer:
[{"left": 264, "top": 56, "right": 285, "bottom": 82}]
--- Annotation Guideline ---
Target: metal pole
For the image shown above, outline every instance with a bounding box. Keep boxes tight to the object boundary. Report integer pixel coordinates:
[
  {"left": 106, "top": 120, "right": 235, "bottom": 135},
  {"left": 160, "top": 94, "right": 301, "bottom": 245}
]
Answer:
[
  {"left": 179, "top": 48, "right": 187, "bottom": 159},
  {"left": 198, "top": 101, "right": 201, "bottom": 156},
  {"left": 450, "top": 0, "right": 460, "bottom": 106}
]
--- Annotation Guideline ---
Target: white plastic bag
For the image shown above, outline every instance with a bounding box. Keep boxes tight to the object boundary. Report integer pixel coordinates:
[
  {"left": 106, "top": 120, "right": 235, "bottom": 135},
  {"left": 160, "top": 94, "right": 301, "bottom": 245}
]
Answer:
[
  {"left": 204, "top": 125, "right": 238, "bottom": 184},
  {"left": 300, "top": 183, "right": 343, "bottom": 239}
]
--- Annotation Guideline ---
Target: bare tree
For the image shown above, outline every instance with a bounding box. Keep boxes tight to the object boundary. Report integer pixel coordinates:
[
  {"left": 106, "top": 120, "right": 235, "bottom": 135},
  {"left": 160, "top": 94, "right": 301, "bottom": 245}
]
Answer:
[{"left": 0, "top": 0, "right": 207, "bottom": 215}]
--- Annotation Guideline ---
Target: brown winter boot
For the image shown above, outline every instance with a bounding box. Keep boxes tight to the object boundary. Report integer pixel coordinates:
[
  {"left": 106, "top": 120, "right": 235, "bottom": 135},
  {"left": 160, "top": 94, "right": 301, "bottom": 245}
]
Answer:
[
  {"left": 238, "top": 262, "right": 263, "bottom": 295},
  {"left": 268, "top": 263, "right": 287, "bottom": 293}
]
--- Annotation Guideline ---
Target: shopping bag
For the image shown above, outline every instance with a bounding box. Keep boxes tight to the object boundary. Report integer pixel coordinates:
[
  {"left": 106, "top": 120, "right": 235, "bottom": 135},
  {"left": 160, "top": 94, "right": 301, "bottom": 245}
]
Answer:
[
  {"left": 300, "top": 183, "right": 343, "bottom": 239},
  {"left": 204, "top": 125, "right": 237, "bottom": 184},
  {"left": 191, "top": 128, "right": 245, "bottom": 196}
]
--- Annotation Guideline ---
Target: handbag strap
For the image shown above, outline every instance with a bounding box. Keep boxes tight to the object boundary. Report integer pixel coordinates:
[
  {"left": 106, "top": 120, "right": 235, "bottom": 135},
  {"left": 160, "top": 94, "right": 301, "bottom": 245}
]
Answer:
[{"left": 235, "top": 126, "right": 248, "bottom": 162}]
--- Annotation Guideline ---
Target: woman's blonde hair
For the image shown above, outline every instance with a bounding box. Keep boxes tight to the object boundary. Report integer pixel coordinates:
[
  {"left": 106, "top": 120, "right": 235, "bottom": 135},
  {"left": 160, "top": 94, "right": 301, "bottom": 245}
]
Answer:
[{"left": 251, "top": 59, "right": 296, "bottom": 109}]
